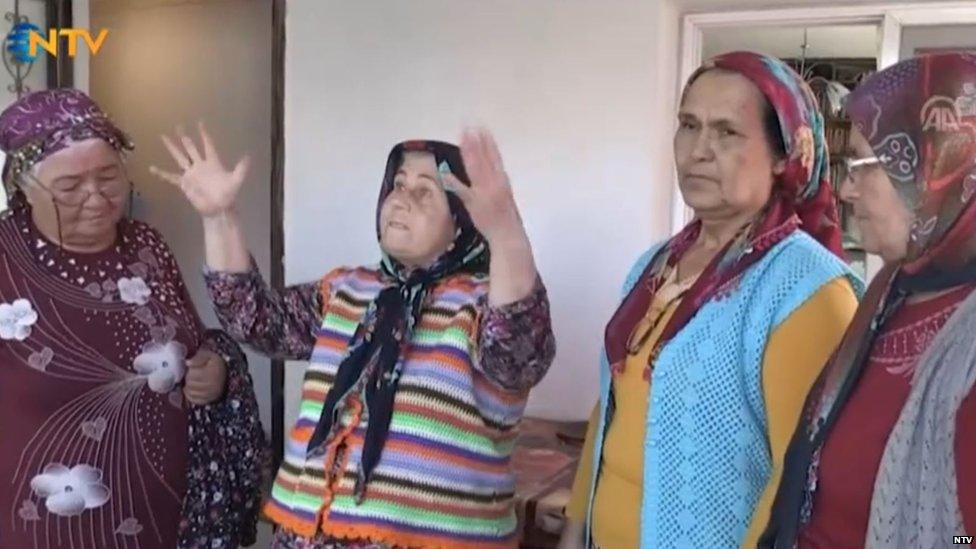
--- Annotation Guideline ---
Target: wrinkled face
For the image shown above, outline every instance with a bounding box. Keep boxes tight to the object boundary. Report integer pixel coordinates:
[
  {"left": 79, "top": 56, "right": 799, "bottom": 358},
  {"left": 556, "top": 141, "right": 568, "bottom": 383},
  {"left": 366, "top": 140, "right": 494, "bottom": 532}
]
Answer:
[
  {"left": 838, "top": 128, "right": 912, "bottom": 263},
  {"left": 674, "top": 69, "right": 786, "bottom": 221},
  {"left": 22, "top": 138, "right": 127, "bottom": 249},
  {"left": 378, "top": 151, "right": 456, "bottom": 269}
]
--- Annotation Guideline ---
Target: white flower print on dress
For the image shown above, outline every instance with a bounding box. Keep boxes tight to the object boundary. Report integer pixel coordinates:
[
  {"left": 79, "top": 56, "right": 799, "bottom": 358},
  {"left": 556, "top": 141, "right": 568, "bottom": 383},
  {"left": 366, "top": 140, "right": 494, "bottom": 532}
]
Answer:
[
  {"left": 30, "top": 464, "right": 110, "bottom": 517},
  {"left": 117, "top": 276, "right": 151, "bottom": 305},
  {"left": 133, "top": 340, "right": 187, "bottom": 393},
  {"left": 0, "top": 298, "right": 38, "bottom": 341}
]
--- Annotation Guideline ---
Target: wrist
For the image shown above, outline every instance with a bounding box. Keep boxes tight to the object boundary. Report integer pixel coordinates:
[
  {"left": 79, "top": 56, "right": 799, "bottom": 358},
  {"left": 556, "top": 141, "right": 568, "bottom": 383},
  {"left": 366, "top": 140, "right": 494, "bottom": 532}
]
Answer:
[
  {"left": 484, "top": 215, "right": 529, "bottom": 249},
  {"left": 201, "top": 208, "right": 240, "bottom": 228}
]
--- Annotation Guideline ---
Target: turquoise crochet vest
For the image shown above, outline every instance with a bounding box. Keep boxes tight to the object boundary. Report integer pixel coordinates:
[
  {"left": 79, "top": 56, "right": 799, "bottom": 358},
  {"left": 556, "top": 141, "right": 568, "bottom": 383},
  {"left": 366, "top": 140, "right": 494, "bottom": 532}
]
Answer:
[{"left": 584, "top": 230, "right": 863, "bottom": 548}]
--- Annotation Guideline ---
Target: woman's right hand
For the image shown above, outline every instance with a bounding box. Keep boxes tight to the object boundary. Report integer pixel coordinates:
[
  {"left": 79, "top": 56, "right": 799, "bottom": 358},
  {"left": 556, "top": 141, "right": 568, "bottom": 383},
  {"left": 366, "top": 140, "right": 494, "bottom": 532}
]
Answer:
[{"left": 150, "top": 122, "right": 251, "bottom": 218}]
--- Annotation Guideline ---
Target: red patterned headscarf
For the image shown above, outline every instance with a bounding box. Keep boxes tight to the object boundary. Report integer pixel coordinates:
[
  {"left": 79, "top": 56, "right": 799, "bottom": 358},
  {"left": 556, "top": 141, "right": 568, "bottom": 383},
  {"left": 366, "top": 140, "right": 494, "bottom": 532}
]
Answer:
[
  {"left": 762, "top": 53, "right": 976, "bottom": 547},
  {"left": 604, "top": 51, "right": 843, "bottom": 379}
]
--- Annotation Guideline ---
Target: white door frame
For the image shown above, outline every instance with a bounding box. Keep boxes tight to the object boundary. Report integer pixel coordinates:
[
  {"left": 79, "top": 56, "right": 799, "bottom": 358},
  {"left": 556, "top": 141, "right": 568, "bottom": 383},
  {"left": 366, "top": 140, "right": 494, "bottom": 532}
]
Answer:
[{"left": 673, "top": 1, "right": 976, "bottom": 279}]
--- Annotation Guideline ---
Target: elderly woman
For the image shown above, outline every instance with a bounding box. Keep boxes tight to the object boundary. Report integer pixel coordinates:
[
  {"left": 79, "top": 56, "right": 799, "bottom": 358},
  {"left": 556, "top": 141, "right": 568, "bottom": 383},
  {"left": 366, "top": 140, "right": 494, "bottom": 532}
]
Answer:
[
  {"left": 560, "top": 51, "right": 863, "bottom": 549},
  {"left": 0, "top": 89, "right": 266, "bottom": 549},
  {"left": 762, "top": 52, "right": 976, "bottom": 549},
  {"left": 153, "top": 128, "right": 556, "bottom": 548}
]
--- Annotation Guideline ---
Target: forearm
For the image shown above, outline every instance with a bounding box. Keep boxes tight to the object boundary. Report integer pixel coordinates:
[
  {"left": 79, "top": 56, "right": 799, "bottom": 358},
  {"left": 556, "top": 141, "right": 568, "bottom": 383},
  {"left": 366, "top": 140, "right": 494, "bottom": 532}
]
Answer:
[
  {"left": 204, "top": 267, "right": 322, "bottom": 360},
  {"left": 202, "top": 210, "right": 251, "bottom": 273},
  {"left": 486, "top": 222, "right": 538, "bottom": 307}
]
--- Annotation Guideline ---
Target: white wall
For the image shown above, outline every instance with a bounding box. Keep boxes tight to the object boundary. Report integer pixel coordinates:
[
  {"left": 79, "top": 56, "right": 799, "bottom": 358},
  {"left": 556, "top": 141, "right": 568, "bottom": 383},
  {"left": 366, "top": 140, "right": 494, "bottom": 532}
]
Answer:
[
  {"left": 899, "top": 24, "right": 976, "bottom": 58},
  {"left": 284, "top": 0, "right": 680, "bottom": 421}
]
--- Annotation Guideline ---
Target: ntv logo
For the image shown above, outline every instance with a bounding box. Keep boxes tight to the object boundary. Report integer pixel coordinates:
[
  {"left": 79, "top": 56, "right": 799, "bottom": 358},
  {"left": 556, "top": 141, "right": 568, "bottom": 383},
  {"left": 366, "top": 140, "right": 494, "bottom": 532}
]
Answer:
[{"left": 6, "top": 22, "right": 108, "bottom": 63}]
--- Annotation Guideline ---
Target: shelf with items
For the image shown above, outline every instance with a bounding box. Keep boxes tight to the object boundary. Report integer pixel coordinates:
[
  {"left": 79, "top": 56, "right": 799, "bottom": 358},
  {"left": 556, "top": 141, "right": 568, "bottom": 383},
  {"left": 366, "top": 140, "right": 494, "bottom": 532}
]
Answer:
[
  {"left": 780, "top": 56, "right": 876, "bottom": 278},
  {"left": 825, "top": 118, "right": 852, "bottom": 158}
]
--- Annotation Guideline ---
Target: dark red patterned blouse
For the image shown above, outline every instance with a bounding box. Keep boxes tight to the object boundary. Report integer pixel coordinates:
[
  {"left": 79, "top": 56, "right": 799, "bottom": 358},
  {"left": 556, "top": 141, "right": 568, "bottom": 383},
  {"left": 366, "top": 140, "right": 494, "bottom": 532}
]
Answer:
[{"left": 799, "top": 284, "right": 976, "bottom": 548}]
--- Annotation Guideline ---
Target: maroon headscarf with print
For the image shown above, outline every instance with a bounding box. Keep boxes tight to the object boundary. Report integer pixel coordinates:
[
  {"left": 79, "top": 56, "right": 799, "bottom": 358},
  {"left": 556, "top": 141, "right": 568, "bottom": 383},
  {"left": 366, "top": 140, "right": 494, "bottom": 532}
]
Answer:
[
  {"left": 604, "top": 51, "right": 843, "bottom": 380},
  {"left": 0, "top": 88, "right": 132, "bottom": 186},
  {"left": 762, "top": 52, "right": 976, "bottom": 548}
]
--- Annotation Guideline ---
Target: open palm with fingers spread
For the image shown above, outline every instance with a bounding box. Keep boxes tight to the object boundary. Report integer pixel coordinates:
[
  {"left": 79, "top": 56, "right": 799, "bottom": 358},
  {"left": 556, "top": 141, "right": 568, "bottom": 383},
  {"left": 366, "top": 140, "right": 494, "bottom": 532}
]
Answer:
[
  {"left": 150, "top": 122, "right": 251, "bottom": 218},
  {"left": 441, "top": 128, "right": 524, "bottom": 243}
]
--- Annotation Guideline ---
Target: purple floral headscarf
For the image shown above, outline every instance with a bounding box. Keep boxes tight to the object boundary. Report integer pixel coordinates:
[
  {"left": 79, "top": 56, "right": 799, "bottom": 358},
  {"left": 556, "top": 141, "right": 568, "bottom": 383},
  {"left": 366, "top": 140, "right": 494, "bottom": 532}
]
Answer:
[{"left": 0, "top": 88, "right": 132, "bottom": 182}]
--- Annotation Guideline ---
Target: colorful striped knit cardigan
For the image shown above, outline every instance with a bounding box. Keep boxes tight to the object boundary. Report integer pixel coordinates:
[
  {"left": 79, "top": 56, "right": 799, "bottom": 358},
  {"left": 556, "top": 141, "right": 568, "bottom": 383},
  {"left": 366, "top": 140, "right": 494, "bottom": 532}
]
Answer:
[{"left": 264, "top": 266, "right": 529, "bottom": 548}]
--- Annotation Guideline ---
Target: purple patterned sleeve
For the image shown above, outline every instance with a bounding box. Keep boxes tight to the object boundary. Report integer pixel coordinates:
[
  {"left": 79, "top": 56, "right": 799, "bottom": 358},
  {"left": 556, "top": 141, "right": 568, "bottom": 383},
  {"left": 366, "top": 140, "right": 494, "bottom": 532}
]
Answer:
[
  {"left": 203, "top": 265, "right": 323, "bottom": 361},
  {"left": 179, "top": 329, "right": 270, "bottom": 548},
  {"left": 477, "top": 277, "right": 556, "bottom": 392}
]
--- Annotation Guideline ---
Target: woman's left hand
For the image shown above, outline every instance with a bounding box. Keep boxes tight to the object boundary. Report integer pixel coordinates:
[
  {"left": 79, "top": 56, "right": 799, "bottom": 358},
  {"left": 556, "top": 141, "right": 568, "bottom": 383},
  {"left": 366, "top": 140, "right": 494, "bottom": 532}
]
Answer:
[
  {"left": 442, "top": 128, "right": 526, "bottom": 244},
  {"left": 183, "top": 348, "right": 227, "bottom": 406}
]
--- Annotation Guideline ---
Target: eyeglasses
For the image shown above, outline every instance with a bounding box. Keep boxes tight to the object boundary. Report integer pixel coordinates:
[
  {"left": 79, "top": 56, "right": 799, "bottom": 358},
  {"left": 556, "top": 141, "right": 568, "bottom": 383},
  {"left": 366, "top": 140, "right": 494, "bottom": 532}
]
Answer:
[
  {"left": 839, "top": 154, "right": 886, "bottom": 183},
  {"left": 19, "top": 170, "right": 131, "bottom": 208}
]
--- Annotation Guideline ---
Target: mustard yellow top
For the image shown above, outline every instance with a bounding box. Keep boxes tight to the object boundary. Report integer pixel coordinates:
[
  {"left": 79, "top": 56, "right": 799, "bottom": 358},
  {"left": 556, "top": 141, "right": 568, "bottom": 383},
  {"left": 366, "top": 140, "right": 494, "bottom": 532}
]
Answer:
[{"left": 566, "top": 276, "right": 858, "bottom": 549}]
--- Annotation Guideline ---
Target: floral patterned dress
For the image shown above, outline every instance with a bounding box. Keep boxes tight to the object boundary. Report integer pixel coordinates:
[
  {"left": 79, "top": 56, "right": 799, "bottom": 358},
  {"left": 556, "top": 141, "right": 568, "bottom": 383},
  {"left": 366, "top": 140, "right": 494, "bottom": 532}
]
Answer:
[{"left": 0, "top": 204, "right": 267, "bottom": 549}]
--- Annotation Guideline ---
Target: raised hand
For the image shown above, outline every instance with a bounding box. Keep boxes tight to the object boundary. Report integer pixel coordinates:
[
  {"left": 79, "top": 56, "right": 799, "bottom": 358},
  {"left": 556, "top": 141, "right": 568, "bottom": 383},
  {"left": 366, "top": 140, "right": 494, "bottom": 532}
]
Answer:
[
  {"left": 150, "top": 122, "right": 251, "bottom": 218},
  {"left": 442, "top": 128, "right": 525, "bottom": 244},
  {"left": 444, "top": 128, "right": 538, "bottom": 306}
]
